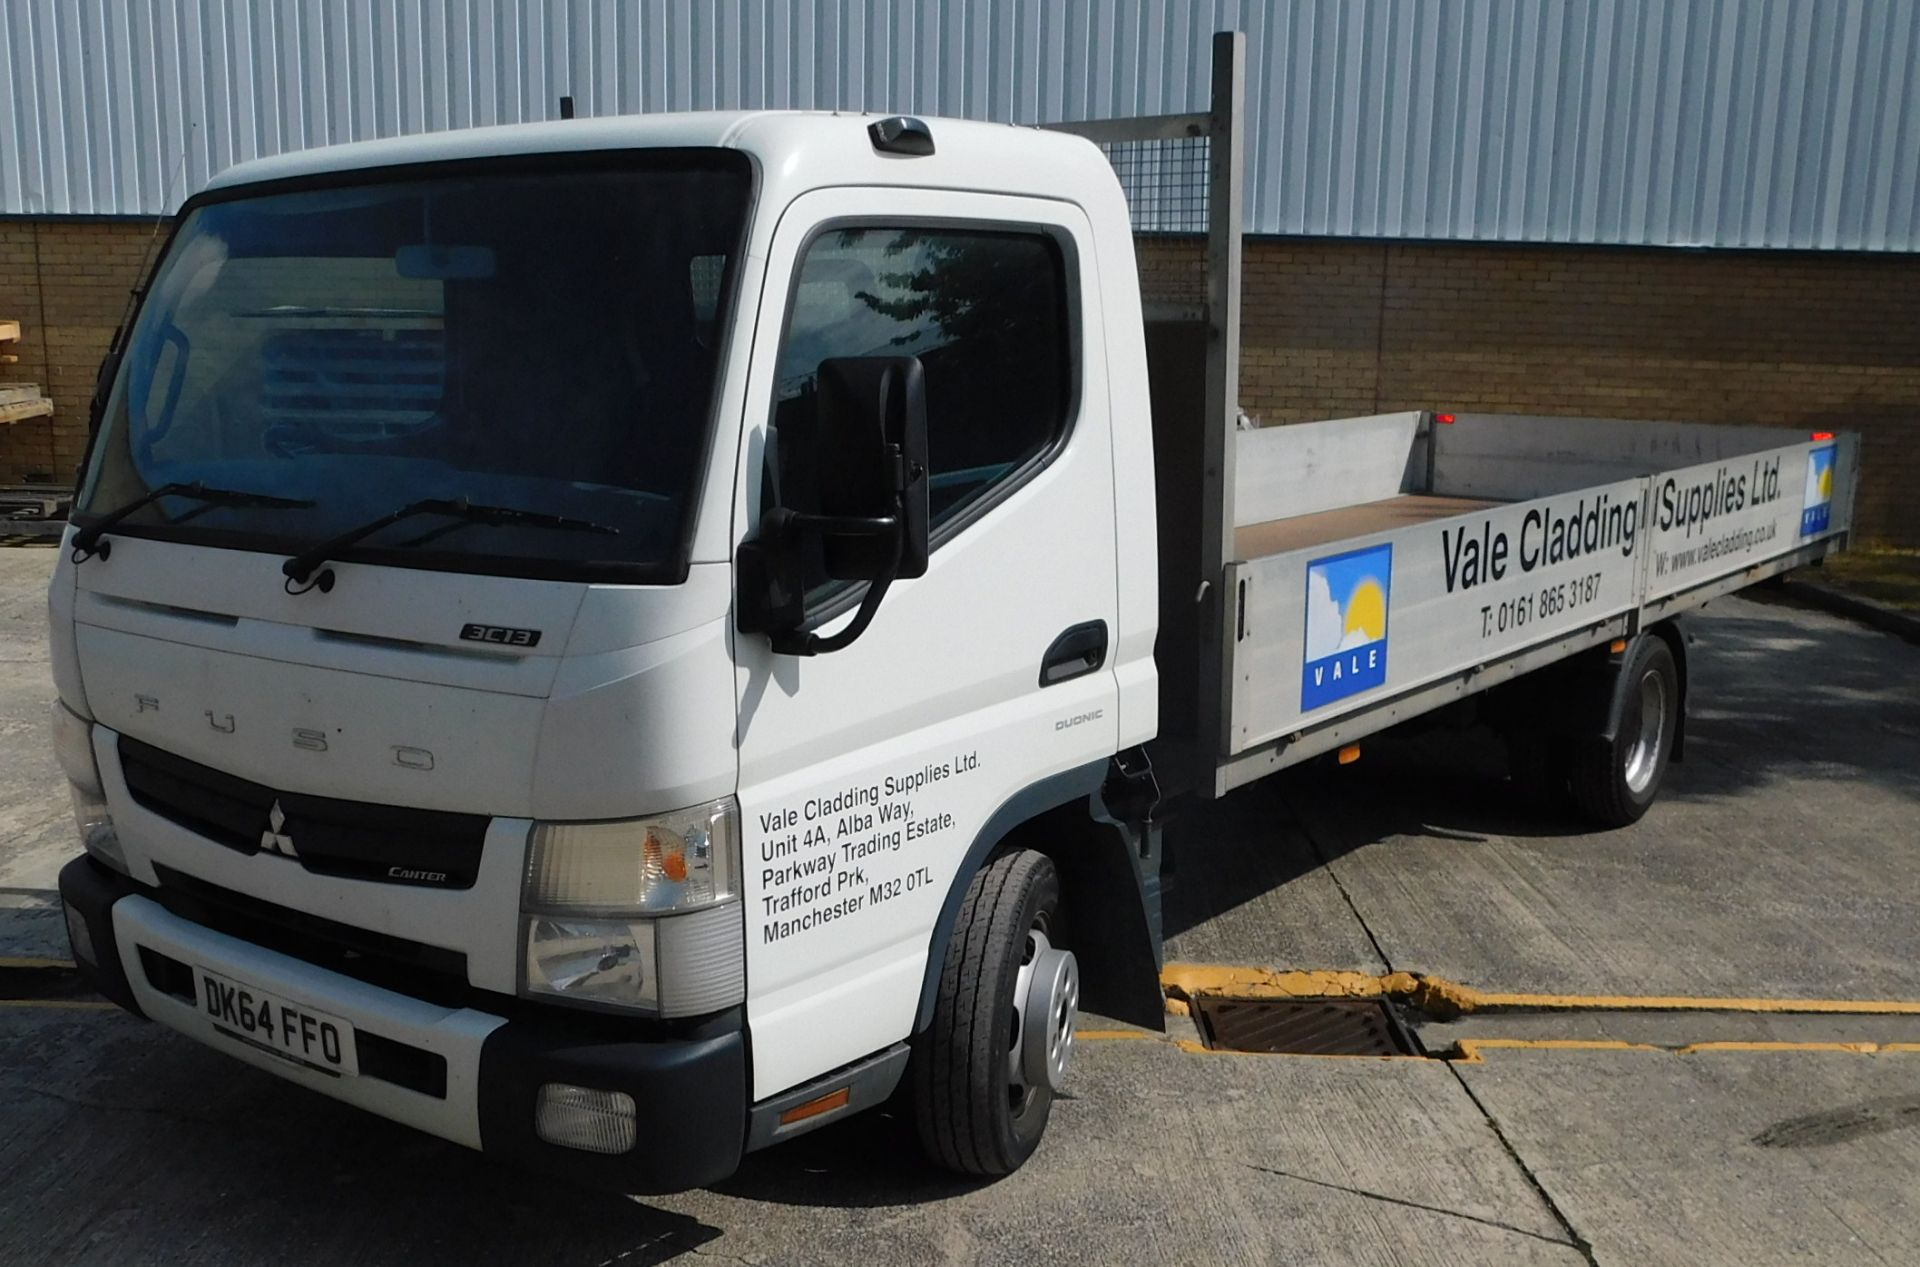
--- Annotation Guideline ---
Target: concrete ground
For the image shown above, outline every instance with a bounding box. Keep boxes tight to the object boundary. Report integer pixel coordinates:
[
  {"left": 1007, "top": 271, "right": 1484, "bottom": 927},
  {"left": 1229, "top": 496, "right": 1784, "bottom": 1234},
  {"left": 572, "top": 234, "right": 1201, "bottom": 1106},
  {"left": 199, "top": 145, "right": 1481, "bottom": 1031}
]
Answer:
[{"left": 4, "top": 545, "right": 1918, "bottom": 1266}]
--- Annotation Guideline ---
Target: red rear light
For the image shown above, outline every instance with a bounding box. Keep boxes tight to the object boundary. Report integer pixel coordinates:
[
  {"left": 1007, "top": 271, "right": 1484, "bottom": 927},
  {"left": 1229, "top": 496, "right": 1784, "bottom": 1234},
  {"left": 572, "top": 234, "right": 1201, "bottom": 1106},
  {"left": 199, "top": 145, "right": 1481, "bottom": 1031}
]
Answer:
[
  {"left": 1810, "top": 431, "right": 1834, "bottom": 441},
  {"left": 1435, "top": 413, "right": 1456, "bottom": 425}
]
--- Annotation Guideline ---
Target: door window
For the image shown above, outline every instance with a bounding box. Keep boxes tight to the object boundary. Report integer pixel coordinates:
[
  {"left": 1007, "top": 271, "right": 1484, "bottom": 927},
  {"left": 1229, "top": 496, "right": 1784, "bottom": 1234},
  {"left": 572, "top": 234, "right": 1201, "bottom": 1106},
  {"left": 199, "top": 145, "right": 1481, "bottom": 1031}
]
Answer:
[{"left": 769, "top": 226, "right": 1074, "bottom": 553}]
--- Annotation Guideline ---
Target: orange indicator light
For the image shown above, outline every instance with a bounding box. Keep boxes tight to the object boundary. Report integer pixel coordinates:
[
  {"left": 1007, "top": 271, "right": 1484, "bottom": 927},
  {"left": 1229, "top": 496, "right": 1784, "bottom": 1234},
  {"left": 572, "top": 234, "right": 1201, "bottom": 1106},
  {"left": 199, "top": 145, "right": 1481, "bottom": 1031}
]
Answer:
[{"left": 779, "top": 1088, "right": 851, "bottom": 1125}]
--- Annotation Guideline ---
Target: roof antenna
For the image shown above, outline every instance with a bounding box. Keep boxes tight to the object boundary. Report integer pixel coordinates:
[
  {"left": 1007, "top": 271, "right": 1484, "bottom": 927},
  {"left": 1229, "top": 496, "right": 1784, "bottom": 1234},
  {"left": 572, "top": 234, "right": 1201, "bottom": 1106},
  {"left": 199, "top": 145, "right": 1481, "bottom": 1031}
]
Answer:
[{"left": 559, "top": 95, "right": 575, "bottom": 120}]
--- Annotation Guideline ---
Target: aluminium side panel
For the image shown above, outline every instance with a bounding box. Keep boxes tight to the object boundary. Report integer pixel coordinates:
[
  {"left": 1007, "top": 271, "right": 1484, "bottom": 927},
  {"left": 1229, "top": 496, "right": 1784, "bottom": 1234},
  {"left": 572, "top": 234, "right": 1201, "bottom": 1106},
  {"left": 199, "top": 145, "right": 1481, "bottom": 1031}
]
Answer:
[
  {"left": 1233, "top": 412, "right": 1426, "bottom": 526},
  {"left": 1643, "top": 433, "right": 1861, "bottom": 601},
  {"left": 1431, "top": 414, "right": 1821, "bottom": 503},
  {"left": 1228, "top": 476, "right": 1649, "bottom": 754}
]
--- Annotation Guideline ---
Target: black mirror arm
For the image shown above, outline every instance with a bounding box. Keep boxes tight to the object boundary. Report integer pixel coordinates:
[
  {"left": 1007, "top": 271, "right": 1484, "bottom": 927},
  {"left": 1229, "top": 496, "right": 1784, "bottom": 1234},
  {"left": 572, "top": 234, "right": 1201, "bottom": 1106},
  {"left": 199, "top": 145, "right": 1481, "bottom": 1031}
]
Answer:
[
  {"left": 766, "top": 503, "right": 906, "bottom": 658},
  {"left": 773, "top": 571, "right": 896, "bottom": 657},
  {"left": 767, "top": 509, "right": 899, "bottom": 539}
]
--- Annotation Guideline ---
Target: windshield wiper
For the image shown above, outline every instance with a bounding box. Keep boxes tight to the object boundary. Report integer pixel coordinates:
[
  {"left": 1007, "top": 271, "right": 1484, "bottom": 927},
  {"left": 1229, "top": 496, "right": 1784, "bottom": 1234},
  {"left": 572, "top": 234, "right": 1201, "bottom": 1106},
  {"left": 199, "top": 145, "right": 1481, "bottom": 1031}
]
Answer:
[
  {"left": 281, "top": 496, "right": 619, "bottom": 592},
  {"left": 71, "top": 481, "right": 317, "bottom": 562}
]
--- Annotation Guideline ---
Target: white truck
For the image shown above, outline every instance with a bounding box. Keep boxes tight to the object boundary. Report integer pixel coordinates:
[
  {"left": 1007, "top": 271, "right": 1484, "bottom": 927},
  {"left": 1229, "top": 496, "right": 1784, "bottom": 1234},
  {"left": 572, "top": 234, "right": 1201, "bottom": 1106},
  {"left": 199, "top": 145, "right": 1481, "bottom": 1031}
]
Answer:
[{"left": 51, "top": 35, "right": 1858, "bottom": 1191}]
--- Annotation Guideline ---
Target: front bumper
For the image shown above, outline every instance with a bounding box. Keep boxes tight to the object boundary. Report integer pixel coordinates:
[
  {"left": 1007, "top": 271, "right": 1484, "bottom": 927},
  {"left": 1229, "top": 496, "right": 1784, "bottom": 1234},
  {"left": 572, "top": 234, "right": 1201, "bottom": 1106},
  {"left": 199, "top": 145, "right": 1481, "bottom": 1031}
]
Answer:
[{"left": 59, "top": 855, "right": 747, "bottom": 1193}]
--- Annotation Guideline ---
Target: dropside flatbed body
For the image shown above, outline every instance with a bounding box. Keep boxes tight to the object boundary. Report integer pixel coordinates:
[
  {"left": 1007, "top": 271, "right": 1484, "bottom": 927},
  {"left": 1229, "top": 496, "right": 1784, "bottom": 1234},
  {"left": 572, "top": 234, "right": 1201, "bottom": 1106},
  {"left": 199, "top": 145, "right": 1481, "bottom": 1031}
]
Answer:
[{"left": 1162, "top": 408, "right": 1858, "bottom": 795}]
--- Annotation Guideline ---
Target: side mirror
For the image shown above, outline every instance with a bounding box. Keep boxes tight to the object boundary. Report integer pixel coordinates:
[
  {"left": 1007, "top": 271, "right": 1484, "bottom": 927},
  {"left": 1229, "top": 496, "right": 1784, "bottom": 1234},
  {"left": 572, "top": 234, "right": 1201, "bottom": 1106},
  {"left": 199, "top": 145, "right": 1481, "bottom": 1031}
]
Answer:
[
  {"left": 814, "top": 356, "right": 929, "bottom": 582},
  {"left": 736, "top": 355, "right": 930, "bottom": 655},
  {"left": 89, "top": 325, "right": 123, "bottom": 437}
]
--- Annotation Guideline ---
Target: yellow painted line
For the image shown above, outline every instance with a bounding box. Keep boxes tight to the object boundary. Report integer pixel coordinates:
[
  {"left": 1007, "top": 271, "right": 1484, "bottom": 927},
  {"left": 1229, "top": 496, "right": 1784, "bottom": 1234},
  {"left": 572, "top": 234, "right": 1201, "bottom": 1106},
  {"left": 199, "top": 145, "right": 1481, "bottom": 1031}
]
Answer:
[
  {"left": 1674, "top": 1040, "right": 1920, "bottom": 1056},
  {"left": 1160, "top": 963, "right": 1920, "bottom": 1018},
  {"left": 1451, "top": 1039, "right": 1663, "bottom": 1064},
  {"left": 1074, "top": 1029, "right": 1159, "bottom": 1042},
  {"left": 1435, "top": 987, "right": 1920, "bottom": 1017},
  {"left": 1161, "top": 964, "right": 1414, "bottom": 1002},
  {"left": 1450, "top": 1039, "right": 1920, "bottom": 1063},
  {"left": 0, "top": 957, "right": 77, "bottom": 970},
  {"left": 1171, "top": 1037, "right": 1420, "bottom": 1061},
  {"left": 1154, "top": 1034, "right": 1920, "bottom": 1063}
]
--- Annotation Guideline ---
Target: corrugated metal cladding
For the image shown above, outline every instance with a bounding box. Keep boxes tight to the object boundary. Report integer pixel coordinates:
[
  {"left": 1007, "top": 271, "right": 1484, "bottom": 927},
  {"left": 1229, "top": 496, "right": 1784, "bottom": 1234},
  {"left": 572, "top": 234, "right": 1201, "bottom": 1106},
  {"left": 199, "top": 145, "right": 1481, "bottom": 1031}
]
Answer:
[{"left": 2, "top": 1, "right": 1916, "bottom": 250}]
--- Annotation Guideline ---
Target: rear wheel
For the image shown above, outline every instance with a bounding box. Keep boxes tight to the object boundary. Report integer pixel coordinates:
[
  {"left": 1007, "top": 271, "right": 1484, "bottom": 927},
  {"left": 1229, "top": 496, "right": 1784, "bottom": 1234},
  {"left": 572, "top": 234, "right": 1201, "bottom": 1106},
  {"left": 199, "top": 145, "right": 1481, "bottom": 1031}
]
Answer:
[
  {"left": 1569, "top": 637, "right": 1679, "bottom": 827},
  {"left": 912, "top": 850, "right": 1078, "bottom": 1177}
]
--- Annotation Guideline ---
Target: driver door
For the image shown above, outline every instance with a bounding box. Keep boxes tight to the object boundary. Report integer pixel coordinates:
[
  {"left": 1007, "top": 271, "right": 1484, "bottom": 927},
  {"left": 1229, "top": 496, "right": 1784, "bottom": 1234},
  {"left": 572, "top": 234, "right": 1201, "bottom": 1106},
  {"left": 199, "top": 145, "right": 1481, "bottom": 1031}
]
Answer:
[{"left": 731, "top": 187, "right": 1121, "bottom": 1101}]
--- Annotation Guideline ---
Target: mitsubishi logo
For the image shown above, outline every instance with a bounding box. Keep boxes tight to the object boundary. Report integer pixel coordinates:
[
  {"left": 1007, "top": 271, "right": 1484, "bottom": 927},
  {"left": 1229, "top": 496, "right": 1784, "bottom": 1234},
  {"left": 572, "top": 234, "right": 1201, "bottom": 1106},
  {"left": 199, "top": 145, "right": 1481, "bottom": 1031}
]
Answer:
[{"left": 259, "top": 801, "right": 300, "bottom": 859}]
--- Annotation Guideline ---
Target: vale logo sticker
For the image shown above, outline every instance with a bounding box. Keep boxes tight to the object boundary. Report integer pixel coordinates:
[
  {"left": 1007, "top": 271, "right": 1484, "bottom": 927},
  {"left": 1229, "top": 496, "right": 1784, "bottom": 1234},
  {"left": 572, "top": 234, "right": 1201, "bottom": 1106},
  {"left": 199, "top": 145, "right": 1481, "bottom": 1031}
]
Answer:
[
  {"left": 1800, "top": 444, "right": 1836, "bottom": 538},
  {"left": 1302, "top": 543, "right": 1391, "bottom": 711}
]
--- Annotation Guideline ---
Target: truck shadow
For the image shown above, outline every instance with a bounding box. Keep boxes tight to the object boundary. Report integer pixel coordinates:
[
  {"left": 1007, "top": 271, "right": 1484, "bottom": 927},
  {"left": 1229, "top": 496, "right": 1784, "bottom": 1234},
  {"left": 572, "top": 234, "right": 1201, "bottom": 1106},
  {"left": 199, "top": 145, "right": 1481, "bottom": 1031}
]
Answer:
[
  {"left": 712, "top": 1101, "right": 990, "bottom": 1206},
  {"left": 2, "top": 995, "right": 979, "bottom": 1259},
  {"left": 1162, "top": 598, "right": 1920, "bottom": 947},
  {"left": 0, "top": 1009, "right": 727, "bottom": 1264},
  {"left": 1161, "top": 729, "right": 1589, "bottom": 945}
]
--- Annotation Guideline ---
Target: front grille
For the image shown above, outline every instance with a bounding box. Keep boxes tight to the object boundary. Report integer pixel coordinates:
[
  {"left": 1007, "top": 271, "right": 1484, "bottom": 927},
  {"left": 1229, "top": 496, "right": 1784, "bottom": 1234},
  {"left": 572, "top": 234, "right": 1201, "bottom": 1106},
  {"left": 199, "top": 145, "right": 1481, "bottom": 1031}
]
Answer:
[
  {"left": 151, "top": 863, "right": 471, "bottom": 1008},
  {"left": 119, "top": 736, "right": 488, "bottom": 889}
]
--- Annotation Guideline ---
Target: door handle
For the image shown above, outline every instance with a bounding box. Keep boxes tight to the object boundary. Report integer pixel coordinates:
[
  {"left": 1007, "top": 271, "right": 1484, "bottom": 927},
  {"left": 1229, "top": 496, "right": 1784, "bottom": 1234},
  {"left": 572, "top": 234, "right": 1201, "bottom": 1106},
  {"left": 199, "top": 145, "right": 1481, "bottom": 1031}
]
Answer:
[{"left": 1039, "top": 620, "right": 1108, "bottom": 687}]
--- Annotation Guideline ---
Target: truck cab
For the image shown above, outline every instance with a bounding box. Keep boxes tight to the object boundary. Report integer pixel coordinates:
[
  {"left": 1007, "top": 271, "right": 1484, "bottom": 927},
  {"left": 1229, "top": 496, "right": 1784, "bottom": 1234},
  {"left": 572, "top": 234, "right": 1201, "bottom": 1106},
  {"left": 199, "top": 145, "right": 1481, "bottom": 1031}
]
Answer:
[{"left": 53, "top": 112, "right": 1160, "bottom": 1191}]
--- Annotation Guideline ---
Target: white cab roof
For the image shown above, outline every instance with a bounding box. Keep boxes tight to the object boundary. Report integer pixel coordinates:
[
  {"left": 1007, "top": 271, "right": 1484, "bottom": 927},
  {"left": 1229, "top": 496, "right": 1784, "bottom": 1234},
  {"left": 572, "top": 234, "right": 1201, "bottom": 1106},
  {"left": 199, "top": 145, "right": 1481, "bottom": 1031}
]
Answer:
[{"left": 202, "top": 111, "right": 1116, "bottom": 211}]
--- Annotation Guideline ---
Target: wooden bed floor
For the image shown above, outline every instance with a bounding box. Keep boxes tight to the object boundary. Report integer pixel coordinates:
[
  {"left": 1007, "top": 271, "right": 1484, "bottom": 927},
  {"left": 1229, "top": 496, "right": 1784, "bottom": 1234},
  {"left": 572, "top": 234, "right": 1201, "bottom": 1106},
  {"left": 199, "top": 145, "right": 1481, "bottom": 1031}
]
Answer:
[{"left": 1234, "top": 493, "right": 1505, "bottom": 560}]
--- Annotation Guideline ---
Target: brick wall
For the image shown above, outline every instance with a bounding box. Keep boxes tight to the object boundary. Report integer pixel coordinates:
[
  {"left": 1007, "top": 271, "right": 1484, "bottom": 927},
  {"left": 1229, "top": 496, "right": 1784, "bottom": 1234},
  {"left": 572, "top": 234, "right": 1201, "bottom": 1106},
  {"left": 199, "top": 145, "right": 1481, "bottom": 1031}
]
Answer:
[
  {"left": 1154, "top": 237, "right": 1920, "bottom": 545},
  {"left": 0, "top": 219, "right": 157, "bottom": 489},
  {"left": 6, "top": 220, "right": 1917, "bottom": 543}
]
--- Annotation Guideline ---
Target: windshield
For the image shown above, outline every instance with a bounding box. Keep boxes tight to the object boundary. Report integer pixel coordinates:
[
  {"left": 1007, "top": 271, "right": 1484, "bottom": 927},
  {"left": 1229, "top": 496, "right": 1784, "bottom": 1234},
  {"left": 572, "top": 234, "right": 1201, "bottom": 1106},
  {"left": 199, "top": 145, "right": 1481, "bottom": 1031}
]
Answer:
[{"left": 76, "top": 151, "right": 752, "bottom": 582}]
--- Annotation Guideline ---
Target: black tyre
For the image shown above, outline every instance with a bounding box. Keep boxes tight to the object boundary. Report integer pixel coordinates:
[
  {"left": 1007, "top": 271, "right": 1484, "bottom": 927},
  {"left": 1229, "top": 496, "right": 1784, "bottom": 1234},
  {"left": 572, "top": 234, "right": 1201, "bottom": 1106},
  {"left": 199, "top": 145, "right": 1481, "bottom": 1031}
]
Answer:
[
  {"left": 1569, "top": 637, "right": 1679, "bottom": 827},
  {"left": 911, "top": 849, "right": 1069, "bottom": 1177}
]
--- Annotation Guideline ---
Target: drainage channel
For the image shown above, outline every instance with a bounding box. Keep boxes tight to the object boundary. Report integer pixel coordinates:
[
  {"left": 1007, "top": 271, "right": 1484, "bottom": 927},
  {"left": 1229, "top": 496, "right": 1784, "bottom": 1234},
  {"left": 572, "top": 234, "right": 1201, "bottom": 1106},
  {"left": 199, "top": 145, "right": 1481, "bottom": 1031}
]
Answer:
[
  {"left": 1191, "top": 997, "right": 1424, "bottom": 1057},
  {"left": 0, "top": 960, "right": 97, "bottom": 1003},
  {"left": 1171, "top": 970, "right": 1920, "bottom": 1061}
]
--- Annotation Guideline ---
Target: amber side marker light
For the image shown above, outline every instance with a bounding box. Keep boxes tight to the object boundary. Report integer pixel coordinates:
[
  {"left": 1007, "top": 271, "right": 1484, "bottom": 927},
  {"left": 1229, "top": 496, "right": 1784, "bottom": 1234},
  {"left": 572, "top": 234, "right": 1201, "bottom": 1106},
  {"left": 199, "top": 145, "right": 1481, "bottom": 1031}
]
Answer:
[
  {"left": 1337, "top": 744, "right": 1362, "bottom": 765},
  {"left": 779, "top": 1087, "right": 851, "bottom": 1126},
  {"left": 1610, "top": 638, "right": 1629, "bottom": 653}
]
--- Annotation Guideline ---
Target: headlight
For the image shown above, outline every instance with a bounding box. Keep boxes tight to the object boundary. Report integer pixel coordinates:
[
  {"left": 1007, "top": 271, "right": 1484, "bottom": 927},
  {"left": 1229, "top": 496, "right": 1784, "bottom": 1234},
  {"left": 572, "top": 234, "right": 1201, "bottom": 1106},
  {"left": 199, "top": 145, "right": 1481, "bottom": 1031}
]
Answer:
[
  {"left": 521, "top": 798, "right": 744, "bottom": 1017},
  {"left": 525, "top": 797, "right": 738, "bottom": 914},
  {"left": 50, "top": 699, "right": 101, "bottom": 796},
  {"left": 50, "top": 701, "right": 126, "bottom": 874},
  {"left": 524, "top": 917, "right": 659, "bottom": 1012}
]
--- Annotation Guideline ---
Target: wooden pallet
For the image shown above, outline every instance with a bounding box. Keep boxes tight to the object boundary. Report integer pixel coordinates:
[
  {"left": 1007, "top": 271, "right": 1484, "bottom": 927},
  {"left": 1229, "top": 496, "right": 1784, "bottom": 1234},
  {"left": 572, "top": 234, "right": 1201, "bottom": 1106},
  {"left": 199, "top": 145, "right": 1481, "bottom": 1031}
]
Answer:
[
  {"left": 0, "top": 400, "right": 53, "bottom": 425},
  {"left": 0, "top": 322, "right": 51, "bottom": 422}
]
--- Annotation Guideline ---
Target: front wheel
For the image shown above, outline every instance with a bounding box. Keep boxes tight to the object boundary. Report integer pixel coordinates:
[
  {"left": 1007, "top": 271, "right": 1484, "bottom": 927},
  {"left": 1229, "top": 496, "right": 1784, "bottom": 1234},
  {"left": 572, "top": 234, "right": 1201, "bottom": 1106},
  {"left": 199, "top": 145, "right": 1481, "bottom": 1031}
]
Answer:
[
  {"left": 911, "top": 850, "right": 1079, "bottom": 1177},
  {"left": 1569, "top": 637, "right": 1679, "bottom": 827}
]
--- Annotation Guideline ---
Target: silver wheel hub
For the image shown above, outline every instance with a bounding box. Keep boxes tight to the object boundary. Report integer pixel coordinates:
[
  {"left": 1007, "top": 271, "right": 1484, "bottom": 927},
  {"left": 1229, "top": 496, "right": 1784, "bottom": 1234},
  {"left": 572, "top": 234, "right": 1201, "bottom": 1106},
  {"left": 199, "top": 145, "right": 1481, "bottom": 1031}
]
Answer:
[
  {"left": 1010, "top": 929, "right": 1078, "bottom": 1096},
  {"left": 1623, "top": 668, "right": 1668, "bottom": 794}
]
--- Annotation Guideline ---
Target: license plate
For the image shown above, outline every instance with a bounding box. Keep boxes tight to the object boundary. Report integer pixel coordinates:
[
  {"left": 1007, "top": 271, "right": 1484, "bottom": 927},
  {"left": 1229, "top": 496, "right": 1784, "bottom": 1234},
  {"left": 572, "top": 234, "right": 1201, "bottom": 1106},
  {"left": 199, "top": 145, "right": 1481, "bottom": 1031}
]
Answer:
[{"left": 195, "top": 968, "right": 358, "bottom": 1076}]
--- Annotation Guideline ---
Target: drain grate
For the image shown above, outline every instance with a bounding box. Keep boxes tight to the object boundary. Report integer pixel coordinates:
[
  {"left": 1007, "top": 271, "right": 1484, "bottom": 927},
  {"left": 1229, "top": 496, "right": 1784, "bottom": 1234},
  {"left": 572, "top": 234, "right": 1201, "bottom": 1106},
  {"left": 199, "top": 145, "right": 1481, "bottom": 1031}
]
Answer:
[
  {"left": 1191, "top": 997, "right": 1421, "bottom": 1056},
  {"left": 0, "top": 962, "right": 96, "bottom": 1002}
]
